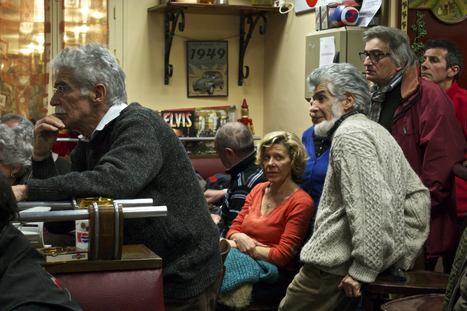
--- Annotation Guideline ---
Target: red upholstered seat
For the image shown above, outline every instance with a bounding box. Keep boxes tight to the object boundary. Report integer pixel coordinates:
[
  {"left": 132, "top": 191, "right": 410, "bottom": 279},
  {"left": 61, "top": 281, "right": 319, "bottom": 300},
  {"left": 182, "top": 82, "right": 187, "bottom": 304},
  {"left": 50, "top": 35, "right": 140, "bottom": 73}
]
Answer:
[
  {"left": 191, "top": 157, "right": 227, "bottom": 180},
  {"left": 53, "top": 268, "right": 164, "bottom": 311}
]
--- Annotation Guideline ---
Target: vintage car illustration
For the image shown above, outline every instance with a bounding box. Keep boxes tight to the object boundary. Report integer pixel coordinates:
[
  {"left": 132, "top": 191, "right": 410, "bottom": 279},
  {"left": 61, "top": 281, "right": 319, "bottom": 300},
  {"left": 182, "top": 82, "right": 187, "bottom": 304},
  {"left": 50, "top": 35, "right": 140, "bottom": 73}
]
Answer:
[{"left": 192, "top": 71, "right": 225, "bottom": 94}]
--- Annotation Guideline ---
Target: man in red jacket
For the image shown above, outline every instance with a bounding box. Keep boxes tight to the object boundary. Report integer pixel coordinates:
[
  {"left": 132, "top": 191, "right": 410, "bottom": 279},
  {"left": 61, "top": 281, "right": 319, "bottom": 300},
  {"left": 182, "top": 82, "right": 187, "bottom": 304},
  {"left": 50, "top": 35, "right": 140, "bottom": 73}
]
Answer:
[
  {"left": 421, "top": 38, "right": 467, "bottom": 231},
  {"left": 362, "top": 26, "right": 467, "bottom": 273}
]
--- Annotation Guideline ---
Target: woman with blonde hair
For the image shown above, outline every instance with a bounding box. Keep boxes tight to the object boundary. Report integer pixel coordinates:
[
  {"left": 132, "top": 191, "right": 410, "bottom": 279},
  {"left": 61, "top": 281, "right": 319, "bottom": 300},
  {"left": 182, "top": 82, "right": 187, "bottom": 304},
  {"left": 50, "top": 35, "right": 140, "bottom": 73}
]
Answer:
[{"left": 220, "top": 131, "right": 314, "bottom": 308}]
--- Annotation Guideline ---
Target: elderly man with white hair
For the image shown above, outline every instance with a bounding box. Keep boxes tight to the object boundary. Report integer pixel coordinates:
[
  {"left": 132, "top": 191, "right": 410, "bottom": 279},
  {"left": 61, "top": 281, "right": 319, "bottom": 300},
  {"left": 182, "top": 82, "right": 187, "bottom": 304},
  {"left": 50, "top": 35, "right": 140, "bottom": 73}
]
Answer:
[
  {"left": 278, "top": 63, "right": 431, "bottom": 311},
  {"left": 12, "top": 43, "right": 222, "bottom": 311}
]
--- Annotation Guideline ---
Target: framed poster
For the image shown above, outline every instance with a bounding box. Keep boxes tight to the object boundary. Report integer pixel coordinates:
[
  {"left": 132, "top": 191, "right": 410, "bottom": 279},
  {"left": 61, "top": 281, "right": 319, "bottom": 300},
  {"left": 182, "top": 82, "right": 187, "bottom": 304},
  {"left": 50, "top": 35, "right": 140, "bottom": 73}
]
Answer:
[
  {"left": 187, "top": 41, "right": 228, "bottom": 98},
  {"left": 38, "top": 94, "right": 49, "bottom": 114},
  {"left": 159, "top": 106, "right": 232, "bottom": 155},
  {"left": 0, "top": 91, "right": 9, "bottom": 111},
  {"left": 65, "top": 0, "right": 80, "bottom": 8}
]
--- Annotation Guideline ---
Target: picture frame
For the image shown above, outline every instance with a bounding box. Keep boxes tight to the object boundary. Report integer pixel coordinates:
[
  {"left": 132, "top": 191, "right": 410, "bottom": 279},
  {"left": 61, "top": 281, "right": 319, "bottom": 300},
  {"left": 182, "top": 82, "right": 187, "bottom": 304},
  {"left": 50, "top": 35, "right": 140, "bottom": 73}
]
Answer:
[
  {"left": 65, "top": 0, "right": 80, "bottom": 8},
  {"left": 0, "top": 0, "right": 11, "bottom": 9},
  {"left": 38, "top": 93, "right": 48, "bottom": 114},
  {"left": 0, "top": 39, "right": 8, "bottom": 60},
  {"left": 0, "top": 91, "right": 10, "bottom": 112},
  {"left": 187, "top": 41, "right": 228, "bottom": 98}
]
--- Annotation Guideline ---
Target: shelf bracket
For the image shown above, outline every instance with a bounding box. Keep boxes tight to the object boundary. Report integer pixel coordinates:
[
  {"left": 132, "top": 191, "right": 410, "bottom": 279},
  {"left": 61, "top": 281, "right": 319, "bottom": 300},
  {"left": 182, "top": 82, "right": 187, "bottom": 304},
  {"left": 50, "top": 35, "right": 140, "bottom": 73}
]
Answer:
[
  {"left": 238, "top": 13, "right": 267, "bottom": 86},
  {"left": 164, "top": 9, "right": 185, "bottom": 85}
]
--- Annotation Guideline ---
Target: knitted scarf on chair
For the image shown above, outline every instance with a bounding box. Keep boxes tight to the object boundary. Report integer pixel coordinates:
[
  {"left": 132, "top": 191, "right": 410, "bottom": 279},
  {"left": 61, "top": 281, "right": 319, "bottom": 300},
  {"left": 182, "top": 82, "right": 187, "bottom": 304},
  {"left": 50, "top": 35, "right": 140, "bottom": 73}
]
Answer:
[
  {"left": 220, "top": 248, "right": 279, "bottom": 295},
  {"left": 219, "top": 248, "right": 279, "bottom": 308}
]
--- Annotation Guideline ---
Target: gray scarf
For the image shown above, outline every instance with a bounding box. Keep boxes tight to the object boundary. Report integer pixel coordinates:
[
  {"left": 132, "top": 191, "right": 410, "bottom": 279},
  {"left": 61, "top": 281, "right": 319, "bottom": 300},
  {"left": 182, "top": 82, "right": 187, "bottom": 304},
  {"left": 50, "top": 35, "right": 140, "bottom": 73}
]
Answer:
[{"left": 368, "top": 62, "right": 410, "bottom": 122}]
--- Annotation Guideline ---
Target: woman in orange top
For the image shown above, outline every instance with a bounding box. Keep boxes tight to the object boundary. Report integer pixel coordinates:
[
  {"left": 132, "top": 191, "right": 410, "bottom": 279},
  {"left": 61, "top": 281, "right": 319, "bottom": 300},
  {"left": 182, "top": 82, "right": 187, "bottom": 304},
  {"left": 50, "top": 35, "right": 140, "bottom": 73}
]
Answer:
[{"left": 225, "top": 131, "right": 315, "bottom": 305}]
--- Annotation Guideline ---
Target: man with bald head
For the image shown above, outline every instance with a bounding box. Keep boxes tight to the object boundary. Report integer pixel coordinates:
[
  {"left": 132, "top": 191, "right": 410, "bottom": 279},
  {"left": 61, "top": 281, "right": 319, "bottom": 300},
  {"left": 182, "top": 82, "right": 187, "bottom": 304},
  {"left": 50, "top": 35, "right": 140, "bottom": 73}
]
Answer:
[{"left": 214, "top": 122, "right": 267, "bottom": 237}]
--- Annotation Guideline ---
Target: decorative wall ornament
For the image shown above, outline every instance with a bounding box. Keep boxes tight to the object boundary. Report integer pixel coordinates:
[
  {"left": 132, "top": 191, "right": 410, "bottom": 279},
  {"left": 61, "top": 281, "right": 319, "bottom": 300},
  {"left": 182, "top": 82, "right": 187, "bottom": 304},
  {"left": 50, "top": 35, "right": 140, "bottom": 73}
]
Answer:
[{"left": 409, "top": 0, "right": 467, "bottom": 24}]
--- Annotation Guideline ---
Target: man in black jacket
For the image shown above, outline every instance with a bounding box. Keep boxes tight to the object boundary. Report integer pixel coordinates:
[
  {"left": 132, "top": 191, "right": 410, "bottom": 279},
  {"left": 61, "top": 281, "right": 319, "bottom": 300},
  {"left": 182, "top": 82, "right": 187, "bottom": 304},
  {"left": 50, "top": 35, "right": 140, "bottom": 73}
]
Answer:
[{"left": 214, "top": 122, "right": 267, "bottom": 237}]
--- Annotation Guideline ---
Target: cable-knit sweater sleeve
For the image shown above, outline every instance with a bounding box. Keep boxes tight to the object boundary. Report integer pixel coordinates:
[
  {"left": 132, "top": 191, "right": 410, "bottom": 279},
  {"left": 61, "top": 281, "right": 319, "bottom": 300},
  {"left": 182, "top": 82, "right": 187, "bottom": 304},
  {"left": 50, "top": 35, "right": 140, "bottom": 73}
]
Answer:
[
  {"left": 331, "top": 131, "right": 393, "bottom": 282},
  {"left": 394, "top": 165, "right": 431, "bottom": 270}
]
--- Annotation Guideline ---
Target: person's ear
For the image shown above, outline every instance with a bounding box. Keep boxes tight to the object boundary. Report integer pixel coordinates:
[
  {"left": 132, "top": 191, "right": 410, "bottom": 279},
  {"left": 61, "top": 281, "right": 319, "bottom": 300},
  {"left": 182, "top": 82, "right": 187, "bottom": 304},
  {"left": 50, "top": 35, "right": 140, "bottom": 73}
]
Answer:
[
  {"left": 342, "top": 92, "right": 355, "bottom": 113},
  {"left": 11, "top": 166, "right": 20, "bottom": 175},
  {"left": 395, "top": 60, "right": 406, "bottom": 72},
  {"left": 447, "top": 65, "right": 460, "bottom": 79},
  {"left": 225, "top": 148, "right": 234, "bottom": 158},
  {"left": 92, "top": 83, "right": 107, "bottom": 105}
]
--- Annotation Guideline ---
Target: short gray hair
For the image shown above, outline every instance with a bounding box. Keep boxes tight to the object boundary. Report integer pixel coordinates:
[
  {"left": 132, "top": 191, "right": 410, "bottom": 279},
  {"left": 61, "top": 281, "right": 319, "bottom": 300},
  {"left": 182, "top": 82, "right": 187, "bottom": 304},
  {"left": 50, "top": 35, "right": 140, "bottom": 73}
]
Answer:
[
  {"left": 0, "top": 114, "right": 34, "bottom": 140},
  {"left": 0, "top": 124, "right": 32, "bottom": 178},
  {"left": 215, "top": 122, "right": 254, "bottom": 159},
  {"left": 50, "top": 43, "right": 127, "bottom": 106},
  {"left": 307, "top": 63, "right": 371, "bottom": 115},
  {"left": 363, "top": 26, "right": 418, "bottom": 68}
]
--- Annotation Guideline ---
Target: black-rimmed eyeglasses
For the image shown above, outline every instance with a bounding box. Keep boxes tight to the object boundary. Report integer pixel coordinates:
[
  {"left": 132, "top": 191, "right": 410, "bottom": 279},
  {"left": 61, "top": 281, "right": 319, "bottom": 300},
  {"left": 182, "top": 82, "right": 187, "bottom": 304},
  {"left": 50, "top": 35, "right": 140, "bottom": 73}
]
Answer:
[
  {"left": 52, "top": 85, "right": 73, "bottom": 97},
  {"left": 359, "top": 51, "right": 391, "bottom": 63}
]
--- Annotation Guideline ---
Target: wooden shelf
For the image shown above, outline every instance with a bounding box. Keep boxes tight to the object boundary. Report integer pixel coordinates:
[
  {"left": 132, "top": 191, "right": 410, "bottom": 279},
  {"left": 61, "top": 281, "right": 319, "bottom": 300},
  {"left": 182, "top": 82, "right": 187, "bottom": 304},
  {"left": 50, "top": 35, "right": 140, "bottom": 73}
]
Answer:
[
  {"left": 148, "top": 2, "right": 283, "bottom": 85},
  {"left": 148, "top": 2, "right": 281, "bottom": 15}
]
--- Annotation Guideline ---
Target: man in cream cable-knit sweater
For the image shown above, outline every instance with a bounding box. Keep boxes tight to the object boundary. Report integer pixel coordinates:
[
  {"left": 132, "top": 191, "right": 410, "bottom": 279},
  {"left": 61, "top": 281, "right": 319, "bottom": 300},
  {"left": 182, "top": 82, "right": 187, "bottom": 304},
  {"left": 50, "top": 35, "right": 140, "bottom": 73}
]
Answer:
[{"left": 279, "top": 63, "right": 431, "bottom": 311}]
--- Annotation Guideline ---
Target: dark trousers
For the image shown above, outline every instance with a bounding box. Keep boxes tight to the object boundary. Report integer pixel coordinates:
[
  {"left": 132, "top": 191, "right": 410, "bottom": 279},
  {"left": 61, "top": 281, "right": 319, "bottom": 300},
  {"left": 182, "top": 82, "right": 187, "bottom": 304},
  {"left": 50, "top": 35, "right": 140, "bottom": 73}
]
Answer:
[
  {"left": 251, "top": 267, "right": 296, "bottom": 305},
  {"left": 165, "top": 270, "right": 223, "bottom": 311}
]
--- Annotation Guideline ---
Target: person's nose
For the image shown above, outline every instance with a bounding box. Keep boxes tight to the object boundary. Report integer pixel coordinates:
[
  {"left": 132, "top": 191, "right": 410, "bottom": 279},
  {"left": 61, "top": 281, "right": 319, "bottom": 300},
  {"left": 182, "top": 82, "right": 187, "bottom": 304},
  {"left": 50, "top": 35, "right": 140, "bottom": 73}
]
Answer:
[
  {"left": 421, "top": 59, "right": 429, "bottom": 70},
  {"left": 309, "top": 100, "right": 319, "bottom": 114},
  {"left": 266, "top": 158, "right": 276, "bottom": 167},
  {"left": 50, "top": 93, "right": 59, "bottom": 106},
  {"left": 363, "top": 55, "right": 372, "bottom": 66}
]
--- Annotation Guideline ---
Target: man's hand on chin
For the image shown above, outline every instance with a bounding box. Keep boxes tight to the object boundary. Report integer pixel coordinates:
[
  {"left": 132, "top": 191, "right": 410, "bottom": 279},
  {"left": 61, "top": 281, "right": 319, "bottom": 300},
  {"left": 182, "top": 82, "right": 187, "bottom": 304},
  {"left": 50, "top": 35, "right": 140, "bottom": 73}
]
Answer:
[
  {"left": 12, "top": 185, "right": 28, "bottom": 202},
  {"left": 33, "top": 114, "right": 65, "bottom": 162}
]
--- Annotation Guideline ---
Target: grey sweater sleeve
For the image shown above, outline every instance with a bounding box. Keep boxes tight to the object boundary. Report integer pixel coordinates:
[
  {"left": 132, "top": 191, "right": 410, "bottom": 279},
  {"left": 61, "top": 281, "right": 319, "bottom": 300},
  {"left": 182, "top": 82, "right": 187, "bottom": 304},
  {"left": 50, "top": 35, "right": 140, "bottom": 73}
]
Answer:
[{"left": 27, "top": 108, "right": 167, "bottom": 201}]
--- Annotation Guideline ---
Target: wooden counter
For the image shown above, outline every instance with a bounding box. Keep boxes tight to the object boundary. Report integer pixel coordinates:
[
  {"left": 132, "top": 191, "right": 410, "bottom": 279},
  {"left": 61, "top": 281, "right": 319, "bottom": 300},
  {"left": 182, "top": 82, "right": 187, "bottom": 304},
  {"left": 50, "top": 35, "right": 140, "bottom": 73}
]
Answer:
[{"left": 45, "top": 244, "right": 162, "bottom": 274}]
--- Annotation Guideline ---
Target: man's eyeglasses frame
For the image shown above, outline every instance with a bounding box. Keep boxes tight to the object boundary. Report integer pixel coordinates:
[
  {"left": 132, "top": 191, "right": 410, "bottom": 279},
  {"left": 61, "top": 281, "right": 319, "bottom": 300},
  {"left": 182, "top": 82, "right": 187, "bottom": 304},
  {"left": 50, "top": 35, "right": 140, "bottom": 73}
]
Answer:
[{"left": 359, "top": 51, "right": 391, "bottom": 63}]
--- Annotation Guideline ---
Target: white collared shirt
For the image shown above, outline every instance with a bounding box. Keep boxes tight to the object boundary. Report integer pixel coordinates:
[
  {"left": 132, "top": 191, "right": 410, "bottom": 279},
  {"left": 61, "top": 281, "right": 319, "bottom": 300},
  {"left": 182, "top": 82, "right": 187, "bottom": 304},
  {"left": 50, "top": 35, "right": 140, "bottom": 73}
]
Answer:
[{"left": 78, "top": 103, "right": 128, "bottom": 142}]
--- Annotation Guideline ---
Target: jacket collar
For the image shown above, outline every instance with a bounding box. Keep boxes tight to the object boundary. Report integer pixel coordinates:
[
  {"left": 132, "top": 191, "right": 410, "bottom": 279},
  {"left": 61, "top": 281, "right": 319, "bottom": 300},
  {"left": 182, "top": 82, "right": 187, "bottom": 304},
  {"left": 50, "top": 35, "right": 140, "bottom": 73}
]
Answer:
[
  {"left": 392, "top": 65, "right": 423, "bottom": 123},
  {"left": 328, "top": 111, "right": 360, "bottom": 137},
  {"left": 400, "top": 64, "right": 419, "bottom": 100},
  {"left": 446, "top": 80, "right": 459, "bottom": 98},
  {"left": 226, "top": 150, "right": 257, "bottom": 176}
]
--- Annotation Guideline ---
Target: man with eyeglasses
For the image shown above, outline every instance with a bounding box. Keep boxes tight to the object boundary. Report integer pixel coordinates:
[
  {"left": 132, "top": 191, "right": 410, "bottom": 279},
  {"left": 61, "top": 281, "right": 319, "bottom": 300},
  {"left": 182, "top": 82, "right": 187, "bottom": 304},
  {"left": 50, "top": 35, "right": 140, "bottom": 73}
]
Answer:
[
  {"left": 362, "top": 26, "right": 467, "bottom": 273},
  {"left": 12, "top": 43, "right": 223, "bottom": 311}
]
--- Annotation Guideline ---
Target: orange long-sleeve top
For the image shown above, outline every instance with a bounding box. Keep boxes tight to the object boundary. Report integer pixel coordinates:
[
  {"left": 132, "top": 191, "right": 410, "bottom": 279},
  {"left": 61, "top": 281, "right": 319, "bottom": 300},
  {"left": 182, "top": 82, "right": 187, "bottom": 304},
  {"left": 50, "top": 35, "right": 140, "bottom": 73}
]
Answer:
[{"left": 226, "top": 182, "right": 314, "bottom": 271}]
